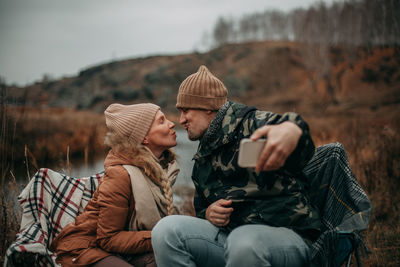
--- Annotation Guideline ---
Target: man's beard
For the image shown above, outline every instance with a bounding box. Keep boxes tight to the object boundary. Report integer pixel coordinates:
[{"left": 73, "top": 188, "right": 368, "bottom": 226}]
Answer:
[{"left": 187, "top": 129, "right": 203, "bottom": 141}]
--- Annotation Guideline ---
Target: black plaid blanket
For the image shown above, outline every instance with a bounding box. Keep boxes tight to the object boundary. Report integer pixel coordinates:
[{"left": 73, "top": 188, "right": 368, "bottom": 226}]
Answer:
[
  {"left": 4, "top": 168, "right": 103, "bottom": 267},
  {"left": 304, "top": 142, "right": 372, "bottom": 266}
]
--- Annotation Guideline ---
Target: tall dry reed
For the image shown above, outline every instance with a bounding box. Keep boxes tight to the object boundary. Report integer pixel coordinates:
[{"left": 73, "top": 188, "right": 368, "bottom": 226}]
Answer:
[{"left": 0, "top": 81, "right": 23, "bottom": 265}]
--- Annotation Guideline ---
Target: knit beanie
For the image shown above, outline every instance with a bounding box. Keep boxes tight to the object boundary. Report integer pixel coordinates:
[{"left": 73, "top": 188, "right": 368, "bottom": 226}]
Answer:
[
  {"left": 104, "top": 103, "right": 160, "bottom": 144},
  {"left": 176, "top": 65, "right": 228, "bottom": 110}
]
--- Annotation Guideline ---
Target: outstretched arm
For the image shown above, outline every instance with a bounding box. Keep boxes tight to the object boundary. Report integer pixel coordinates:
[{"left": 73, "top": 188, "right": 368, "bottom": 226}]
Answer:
[{"left": 249, "top": 111, "right": 315, "bottom": 173}]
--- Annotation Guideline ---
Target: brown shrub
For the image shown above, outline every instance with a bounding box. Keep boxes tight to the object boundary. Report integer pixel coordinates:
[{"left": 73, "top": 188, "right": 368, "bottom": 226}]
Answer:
[{"left": 5, "top": 107, "right": 107, "bottom": 173}]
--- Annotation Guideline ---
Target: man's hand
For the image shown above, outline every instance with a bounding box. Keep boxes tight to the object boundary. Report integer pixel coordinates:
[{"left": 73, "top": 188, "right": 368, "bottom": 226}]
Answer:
[
  {"left": 205, "top": 199, "right": 233, "bottom": 227},
  {"left": 250, "top": 121, "right": 302, "bottom": 173}
]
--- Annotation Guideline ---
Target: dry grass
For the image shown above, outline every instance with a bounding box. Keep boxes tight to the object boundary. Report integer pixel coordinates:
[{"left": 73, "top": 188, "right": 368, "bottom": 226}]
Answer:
[
  {"left": 0, "top": 179, "right": 22, "bottom": 265},
  {"left": 0, "top": 104, "right": 399, "bottom": 266}
]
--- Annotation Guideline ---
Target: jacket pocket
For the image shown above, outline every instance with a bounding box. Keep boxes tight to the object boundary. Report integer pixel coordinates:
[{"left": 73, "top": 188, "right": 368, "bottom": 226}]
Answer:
[{"left": 57, "top": 237, "right": 91, "bottom": 253}]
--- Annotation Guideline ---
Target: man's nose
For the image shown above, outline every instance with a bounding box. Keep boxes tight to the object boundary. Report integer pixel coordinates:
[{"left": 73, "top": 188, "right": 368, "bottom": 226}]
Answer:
[{"left": 179, "top": 113, "right": 186, "bottom": 125}]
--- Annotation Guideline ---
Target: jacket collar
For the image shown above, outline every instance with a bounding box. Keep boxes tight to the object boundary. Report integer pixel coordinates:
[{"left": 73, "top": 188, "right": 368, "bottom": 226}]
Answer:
[{"left": 194, "top": 101, "right": 249, "bottom": 159}]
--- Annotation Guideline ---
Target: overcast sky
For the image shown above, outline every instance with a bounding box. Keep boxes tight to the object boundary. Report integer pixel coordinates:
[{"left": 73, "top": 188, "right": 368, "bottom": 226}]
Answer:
[{"left": 0, "top": 0, "right": 337, "bottom": 86}]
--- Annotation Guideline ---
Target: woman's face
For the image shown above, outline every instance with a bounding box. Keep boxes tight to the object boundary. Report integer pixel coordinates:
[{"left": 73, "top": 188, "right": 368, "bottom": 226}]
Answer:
[{"left": 145, "top": 110, "right": 177, "bottom": 156}]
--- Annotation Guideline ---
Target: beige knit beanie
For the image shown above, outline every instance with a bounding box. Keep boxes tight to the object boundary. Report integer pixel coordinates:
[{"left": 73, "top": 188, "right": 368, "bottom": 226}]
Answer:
[
  {"left": 176, "top": 65, "right": 228, "bottom": 110},
  {"left": 104, "top": 103, "right": 160, "bottom": 144}
]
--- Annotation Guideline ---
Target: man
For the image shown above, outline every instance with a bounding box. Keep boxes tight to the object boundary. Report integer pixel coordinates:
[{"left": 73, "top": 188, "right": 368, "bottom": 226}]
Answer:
[{"left": 152, "top": 65, "right": 322, "bottom": 267}]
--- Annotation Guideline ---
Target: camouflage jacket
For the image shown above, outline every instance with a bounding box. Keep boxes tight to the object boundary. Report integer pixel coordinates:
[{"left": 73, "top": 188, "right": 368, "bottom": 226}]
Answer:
[{"left": 192, "top": 101, "right": 322, "bottom": 242}]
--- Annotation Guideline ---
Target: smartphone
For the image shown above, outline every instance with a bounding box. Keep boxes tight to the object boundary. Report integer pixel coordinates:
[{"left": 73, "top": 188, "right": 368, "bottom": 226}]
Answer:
[{"left": 237, "top": 138, "right": 266, "bottom": 168}]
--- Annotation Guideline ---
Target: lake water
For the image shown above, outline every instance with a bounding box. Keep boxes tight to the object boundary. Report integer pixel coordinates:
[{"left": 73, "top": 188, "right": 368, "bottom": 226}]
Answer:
[{"left": 67, "top": 129, "right": 197, "bottom": 188}]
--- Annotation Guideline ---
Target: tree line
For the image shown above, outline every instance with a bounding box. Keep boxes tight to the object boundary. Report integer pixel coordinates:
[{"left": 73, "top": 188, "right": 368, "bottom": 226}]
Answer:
[{"left": 207, "top": 0, "right": 400, "bottom": 48}]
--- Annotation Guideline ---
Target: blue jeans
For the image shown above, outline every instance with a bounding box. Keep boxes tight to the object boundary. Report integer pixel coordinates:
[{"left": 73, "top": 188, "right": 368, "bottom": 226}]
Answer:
[{"left": 151, "top": 215, "right": 310, "bottom": 267}]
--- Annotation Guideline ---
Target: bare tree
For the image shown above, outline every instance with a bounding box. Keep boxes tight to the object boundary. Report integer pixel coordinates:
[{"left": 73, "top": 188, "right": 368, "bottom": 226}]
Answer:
[
  {"left": 213, "top": 17, "right": 234, "bottom": 47},
  {"left": 207, "top": 0, "right": 400, "bottom": 48}
]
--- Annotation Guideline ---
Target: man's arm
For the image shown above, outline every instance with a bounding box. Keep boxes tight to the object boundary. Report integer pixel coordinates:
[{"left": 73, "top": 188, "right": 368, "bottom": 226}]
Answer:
[{"left": 249, "top": 111, "right": 315, "bottom": 173}]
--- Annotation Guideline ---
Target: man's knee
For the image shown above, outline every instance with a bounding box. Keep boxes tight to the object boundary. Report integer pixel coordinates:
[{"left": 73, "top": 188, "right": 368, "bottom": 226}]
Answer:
[
  {"left": 225, "top": 225, "right": 309, "bottom": 266},
  {"left": 226, "top": 227, "right": 262, "bottom": 253},
  {"left": 152, "top": 215, "right": 182, "bottom": 244}
]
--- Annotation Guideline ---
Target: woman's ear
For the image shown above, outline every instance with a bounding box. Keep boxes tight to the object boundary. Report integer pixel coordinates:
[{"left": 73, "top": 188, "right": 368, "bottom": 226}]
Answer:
[{"left": 142, "top": 138, "right": 149, "bottom": 145}]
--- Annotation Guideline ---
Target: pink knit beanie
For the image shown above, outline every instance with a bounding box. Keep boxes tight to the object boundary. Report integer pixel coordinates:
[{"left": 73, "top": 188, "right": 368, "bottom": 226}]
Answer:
[
  {"left": 104, "top": 103, "right": 160, "bottom": 144},
  {"left": 176, "top": 65, "right": 228, "bottom": 110}
]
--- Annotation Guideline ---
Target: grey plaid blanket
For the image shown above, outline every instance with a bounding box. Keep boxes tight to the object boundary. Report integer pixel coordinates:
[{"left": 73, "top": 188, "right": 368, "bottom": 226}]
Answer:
[{"left": 304, "top": 142, "right": 372, "bottom": 266}]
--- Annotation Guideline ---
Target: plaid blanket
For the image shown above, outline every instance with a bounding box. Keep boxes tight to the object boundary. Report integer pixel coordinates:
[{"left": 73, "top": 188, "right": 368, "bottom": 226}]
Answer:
[
  {"left": 5, "top": 143, "right": 371, "bottom": 267},
  {"left": 304, "top": 142, "right": 372, "bottom": 267},
  {"left": 4, "top": 168, "right": 103, "bottom": 267}
]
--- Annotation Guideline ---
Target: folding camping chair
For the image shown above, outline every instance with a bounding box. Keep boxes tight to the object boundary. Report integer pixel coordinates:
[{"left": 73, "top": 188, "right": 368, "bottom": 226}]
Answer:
[{"left": 303, "top": 142, "right": 372, "bottom": 267}]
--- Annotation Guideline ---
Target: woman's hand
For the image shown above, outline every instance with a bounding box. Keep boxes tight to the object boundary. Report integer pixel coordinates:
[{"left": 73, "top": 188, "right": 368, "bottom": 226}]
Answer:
[{"left": 205, "top": 199, "right": 233, "bottom": 227}]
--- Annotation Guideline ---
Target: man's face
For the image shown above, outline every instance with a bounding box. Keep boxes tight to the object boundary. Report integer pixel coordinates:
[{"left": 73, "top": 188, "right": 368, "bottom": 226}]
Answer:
[{"left": 179, "top": 108, "right": 215, "bottom": 141}]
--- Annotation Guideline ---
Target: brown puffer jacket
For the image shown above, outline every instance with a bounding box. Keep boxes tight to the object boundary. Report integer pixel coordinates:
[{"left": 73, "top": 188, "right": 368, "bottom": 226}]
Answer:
[{"left": 50, "top": 149, "right": 176, "bottom": 266}]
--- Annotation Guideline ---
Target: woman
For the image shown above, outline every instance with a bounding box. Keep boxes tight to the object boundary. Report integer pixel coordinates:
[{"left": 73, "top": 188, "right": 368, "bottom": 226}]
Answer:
[{"left": 50, "top": 103, "right": 179, "bottom": 267}]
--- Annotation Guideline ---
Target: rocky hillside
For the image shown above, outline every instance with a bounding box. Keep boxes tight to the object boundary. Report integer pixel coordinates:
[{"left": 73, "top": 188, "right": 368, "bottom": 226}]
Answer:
[{"left": 6, "top": 41, "right": 400, "bottom": 115}]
